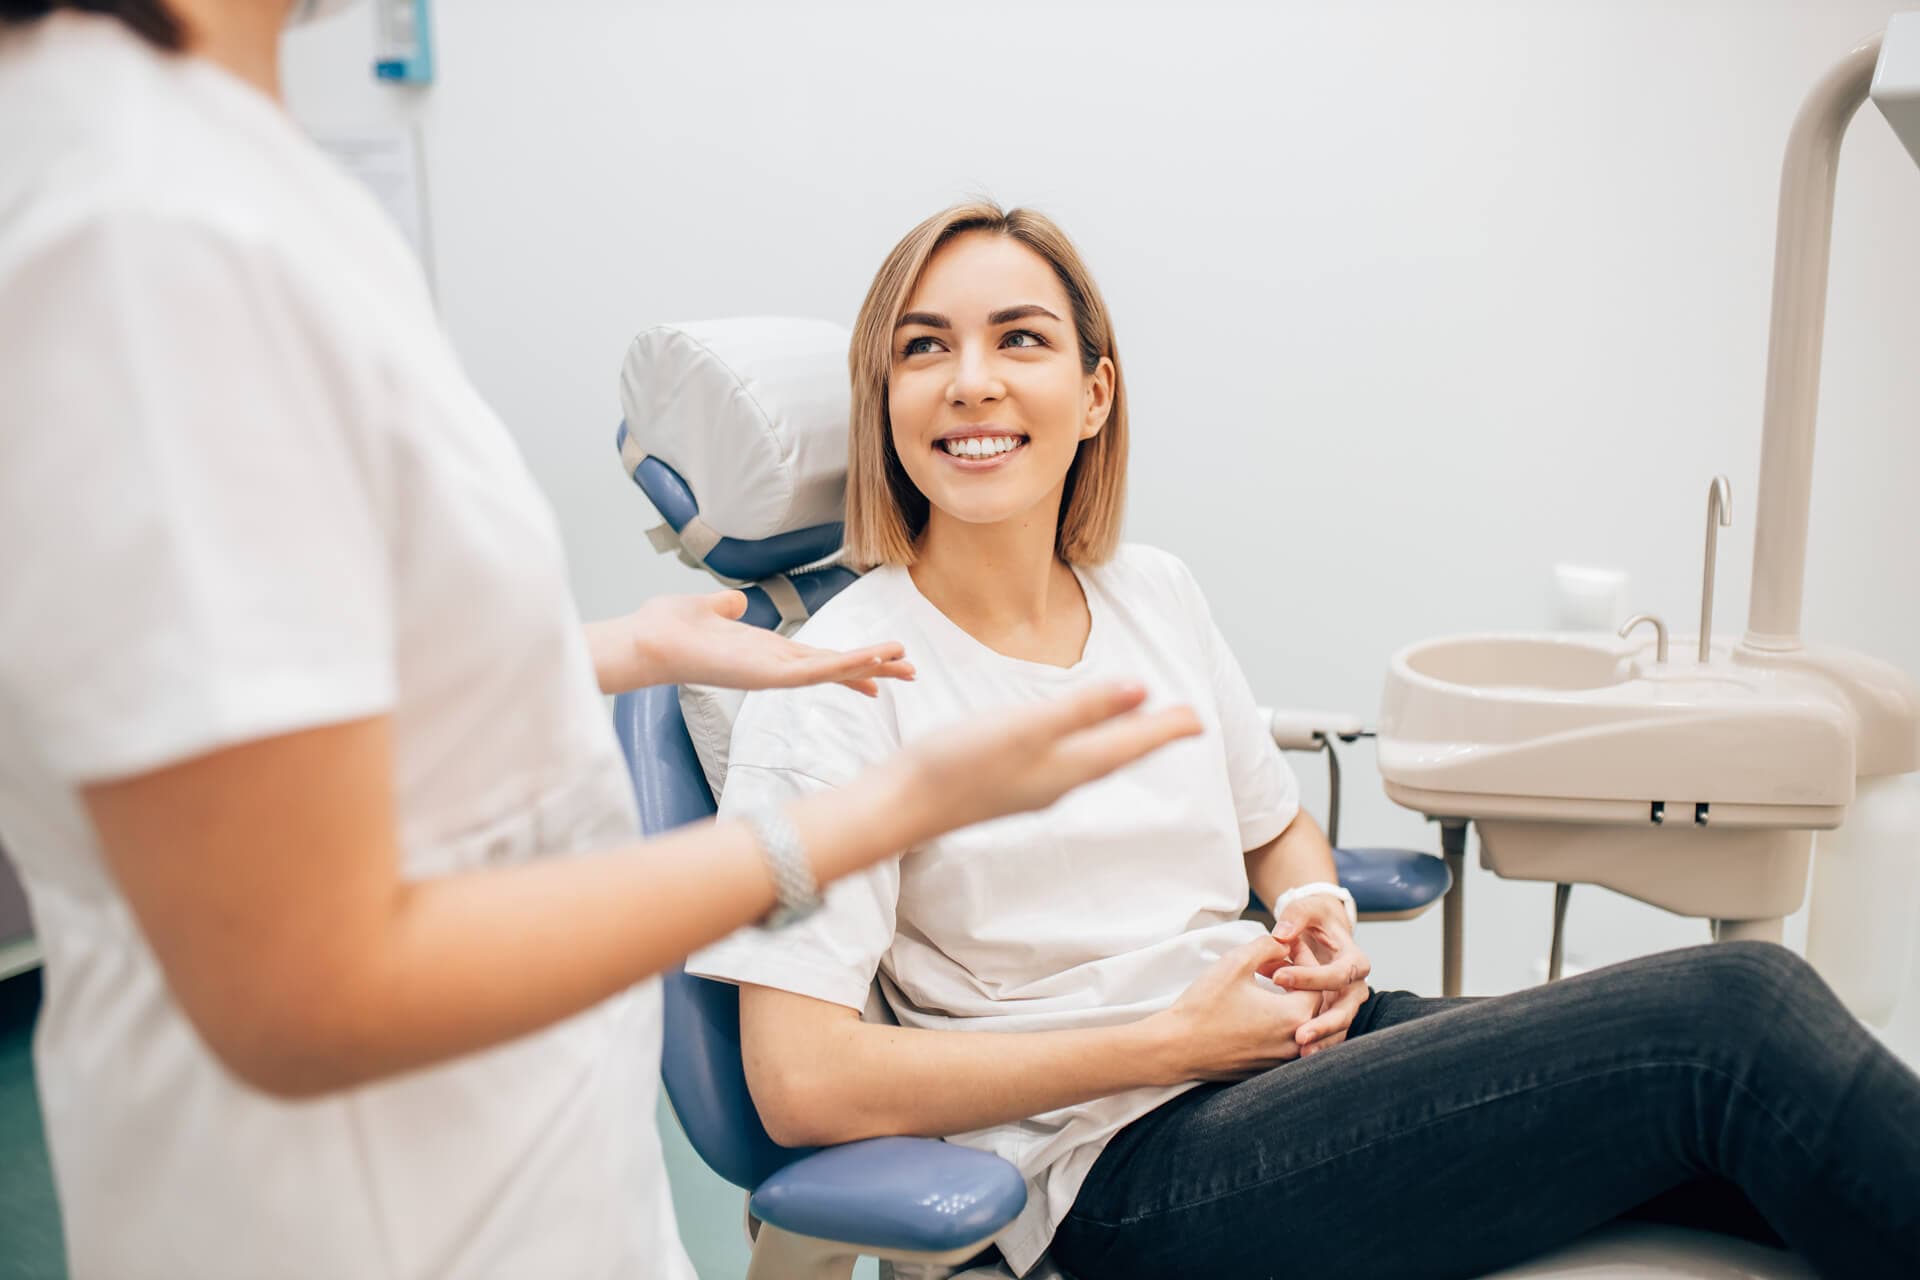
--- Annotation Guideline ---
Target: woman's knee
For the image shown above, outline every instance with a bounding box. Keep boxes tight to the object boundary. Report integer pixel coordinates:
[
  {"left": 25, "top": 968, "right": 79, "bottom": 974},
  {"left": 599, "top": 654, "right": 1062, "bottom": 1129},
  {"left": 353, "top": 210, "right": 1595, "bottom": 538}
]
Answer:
[
  {"left": 1682, "top": 940, "right": 1830, "bottom": 1030},
  {"left": 1711, "top": 939, "right": 1821, "bottom": 987}
]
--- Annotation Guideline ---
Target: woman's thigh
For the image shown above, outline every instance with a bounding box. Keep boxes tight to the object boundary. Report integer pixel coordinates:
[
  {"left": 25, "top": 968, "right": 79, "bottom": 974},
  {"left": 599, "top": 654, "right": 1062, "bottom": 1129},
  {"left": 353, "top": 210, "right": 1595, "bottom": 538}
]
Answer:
[
  {"left": 1347, "top": 975, "right": 1785, "bottom": 1247},
  {"left": 1051, "top": 941, "right": 1915, "bottom": 1280}
]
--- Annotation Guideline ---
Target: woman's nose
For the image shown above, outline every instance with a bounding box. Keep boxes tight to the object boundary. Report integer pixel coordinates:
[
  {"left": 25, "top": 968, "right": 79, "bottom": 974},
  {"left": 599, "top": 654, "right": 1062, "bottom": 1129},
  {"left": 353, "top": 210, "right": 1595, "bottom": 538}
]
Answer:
[{"left": 947, "top": 344, "right": 1004, "bottom": 406}]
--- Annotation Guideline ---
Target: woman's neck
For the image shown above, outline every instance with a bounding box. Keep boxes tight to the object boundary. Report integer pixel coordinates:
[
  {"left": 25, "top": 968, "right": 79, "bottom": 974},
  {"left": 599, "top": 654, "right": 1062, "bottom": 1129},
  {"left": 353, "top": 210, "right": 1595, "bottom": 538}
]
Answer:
[
  {"left": 174, "top": 0, "right": 286, "bottom": 100},
  {"left": 910, "top": 500, "right": 1090, "bottom": 666}
]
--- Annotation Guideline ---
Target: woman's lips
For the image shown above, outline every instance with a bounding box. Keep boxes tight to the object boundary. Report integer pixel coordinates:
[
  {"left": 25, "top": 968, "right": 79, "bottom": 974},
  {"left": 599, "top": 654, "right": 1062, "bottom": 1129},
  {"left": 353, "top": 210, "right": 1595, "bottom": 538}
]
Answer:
[{"left": 934, "top": 438, "right": 1028, "bottom": 471}]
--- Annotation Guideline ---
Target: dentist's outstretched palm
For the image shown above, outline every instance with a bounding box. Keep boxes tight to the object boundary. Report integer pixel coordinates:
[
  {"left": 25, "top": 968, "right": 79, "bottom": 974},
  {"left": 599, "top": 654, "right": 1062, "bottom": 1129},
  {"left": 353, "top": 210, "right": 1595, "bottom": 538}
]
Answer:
[
  {"left": 594, "top": 589, "right": 917, "bottom": 697},
  {"left": 906, "top": 682, "right": 1203, "bottom": 832}
]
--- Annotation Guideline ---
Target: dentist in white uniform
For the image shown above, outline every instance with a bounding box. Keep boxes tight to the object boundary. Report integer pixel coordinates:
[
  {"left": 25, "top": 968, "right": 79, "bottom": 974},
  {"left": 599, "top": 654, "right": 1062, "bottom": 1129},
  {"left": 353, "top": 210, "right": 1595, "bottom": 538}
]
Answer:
[{"left": 0, "top": 2, "right": 1201, "bottom": 1274}]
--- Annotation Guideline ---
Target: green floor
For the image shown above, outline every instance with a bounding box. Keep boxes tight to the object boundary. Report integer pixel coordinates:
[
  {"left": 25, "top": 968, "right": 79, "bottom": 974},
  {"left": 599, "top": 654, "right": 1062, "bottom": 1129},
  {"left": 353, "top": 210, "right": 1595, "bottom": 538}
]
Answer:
[
  {"left": 0, "top": 972, "right": 64, "bottom": 1280},
  {"left": 0, "top": 972, "right": 872, "bottom": 1280}
]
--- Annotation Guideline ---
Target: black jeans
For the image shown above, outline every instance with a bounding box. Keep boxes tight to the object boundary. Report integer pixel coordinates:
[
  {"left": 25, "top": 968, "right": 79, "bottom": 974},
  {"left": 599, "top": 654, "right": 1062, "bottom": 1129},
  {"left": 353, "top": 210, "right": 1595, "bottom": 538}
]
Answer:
[{"left": 1051, "top": 942, "right": 1920, "bottom": 1279}]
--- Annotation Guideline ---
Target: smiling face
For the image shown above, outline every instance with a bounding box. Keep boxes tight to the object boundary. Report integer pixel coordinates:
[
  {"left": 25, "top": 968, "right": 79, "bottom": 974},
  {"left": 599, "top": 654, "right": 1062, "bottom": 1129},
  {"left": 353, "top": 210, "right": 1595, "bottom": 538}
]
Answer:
[{"left": 886, "top": 231, "right": 1115, "bottom": 540}]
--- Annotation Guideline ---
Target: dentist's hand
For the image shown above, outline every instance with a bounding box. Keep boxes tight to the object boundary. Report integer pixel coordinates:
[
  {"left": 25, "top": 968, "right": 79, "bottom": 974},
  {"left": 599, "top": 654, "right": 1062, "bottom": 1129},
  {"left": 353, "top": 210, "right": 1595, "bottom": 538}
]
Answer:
[
  {"left": 897, "top": 681, "right": 1204, "bottom": 836},
  {"left": 587, "top": 590, "right": 916, "bottom": 696},
  {"left": 1270, "top": 901, "right": 1372, "bottom": 1057},
  {"left": 1146, "top": 937, "right": 1322, "bottom": 1082}
]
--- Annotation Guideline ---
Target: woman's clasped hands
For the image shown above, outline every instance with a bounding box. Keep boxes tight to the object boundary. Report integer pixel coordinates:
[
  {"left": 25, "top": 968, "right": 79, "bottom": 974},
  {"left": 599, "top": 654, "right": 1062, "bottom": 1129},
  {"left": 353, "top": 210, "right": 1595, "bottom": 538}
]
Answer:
[
  {"left": 1148, "top": 899, "right": 1374, "bottom": 1082},
  {"left": 1270, "top": 899, "right": 1373, "bottom": 1058}
]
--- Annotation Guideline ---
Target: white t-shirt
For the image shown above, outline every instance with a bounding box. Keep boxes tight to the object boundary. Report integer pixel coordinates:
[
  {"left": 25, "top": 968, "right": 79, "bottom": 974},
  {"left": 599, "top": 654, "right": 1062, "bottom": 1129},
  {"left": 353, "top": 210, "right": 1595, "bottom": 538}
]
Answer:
[
  {"left": 0, "top": 16, "right": 693, "bottom": 1280},
  {"left": 687, "top": 543, "right": 1301, "bottom": 1275}
]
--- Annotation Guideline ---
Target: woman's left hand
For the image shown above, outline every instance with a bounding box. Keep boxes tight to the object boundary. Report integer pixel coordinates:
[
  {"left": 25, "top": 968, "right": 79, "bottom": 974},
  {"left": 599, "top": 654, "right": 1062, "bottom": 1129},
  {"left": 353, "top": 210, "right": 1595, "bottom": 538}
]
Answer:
[
  {"left": 1270, "top": 897, "right": 1372, "bottom": 1057},
  {"left": 588, "top": 590, "right": 916, "bottom": 696}
]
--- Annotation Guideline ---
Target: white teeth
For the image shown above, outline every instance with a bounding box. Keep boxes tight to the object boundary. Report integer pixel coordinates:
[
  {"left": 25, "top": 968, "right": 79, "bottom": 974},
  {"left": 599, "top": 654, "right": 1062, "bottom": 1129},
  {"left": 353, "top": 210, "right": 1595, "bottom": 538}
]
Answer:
[{"left": 942, "top": 435, "right": 1023, "bottom": 458}]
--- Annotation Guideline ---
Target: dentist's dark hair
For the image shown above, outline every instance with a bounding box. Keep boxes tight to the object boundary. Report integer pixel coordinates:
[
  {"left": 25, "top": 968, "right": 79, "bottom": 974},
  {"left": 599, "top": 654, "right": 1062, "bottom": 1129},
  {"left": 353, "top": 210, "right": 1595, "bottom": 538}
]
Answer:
[{"left": 0, "top": 1, "right": 185, "bottom": 50}]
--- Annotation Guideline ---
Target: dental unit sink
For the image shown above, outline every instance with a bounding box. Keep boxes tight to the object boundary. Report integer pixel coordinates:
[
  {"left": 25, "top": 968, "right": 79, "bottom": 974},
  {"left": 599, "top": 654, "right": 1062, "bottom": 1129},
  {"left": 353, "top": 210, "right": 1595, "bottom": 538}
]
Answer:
[
  {"left": 1380, "top": 631, "right": 1917, "bottom": 939},
  {"left": 1376, "top": 17, "right": 1920, "bottom": 1018},
  {"left": 1382, "top": 633, "right": 1860, "bottom": 832}
]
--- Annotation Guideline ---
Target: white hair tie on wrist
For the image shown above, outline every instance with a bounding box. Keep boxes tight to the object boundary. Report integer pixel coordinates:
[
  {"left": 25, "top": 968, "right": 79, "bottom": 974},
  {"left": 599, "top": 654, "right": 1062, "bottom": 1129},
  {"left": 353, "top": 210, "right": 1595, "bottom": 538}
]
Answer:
[{"left": 1270, "top": 881, "right": 1358, "bottom": 930}]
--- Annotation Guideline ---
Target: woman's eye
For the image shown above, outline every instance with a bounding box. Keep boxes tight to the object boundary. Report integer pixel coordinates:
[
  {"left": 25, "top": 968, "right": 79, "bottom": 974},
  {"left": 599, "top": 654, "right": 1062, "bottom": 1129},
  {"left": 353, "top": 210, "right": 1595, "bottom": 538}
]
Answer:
[
  {"left": 901, "top": 336, "right": 941, "bottom": 357},
  {"left": 1003, "top": 330, "right": 1046, "bottom": 349}
]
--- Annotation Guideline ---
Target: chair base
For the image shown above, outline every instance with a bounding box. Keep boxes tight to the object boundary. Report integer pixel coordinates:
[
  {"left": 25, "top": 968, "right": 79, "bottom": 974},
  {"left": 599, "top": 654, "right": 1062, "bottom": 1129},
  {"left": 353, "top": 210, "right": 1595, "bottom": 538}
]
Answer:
[{"left": 747, "top": 1221, "right": 1002, "bottom": 1280}]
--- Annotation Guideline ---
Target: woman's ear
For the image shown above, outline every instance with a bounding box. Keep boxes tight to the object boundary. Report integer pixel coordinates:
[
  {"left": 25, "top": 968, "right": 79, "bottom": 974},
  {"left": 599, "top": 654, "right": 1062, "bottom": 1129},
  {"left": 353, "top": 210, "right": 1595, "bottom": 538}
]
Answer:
[{"left": 1080, "top": 356, "right": 1116, "bottom": 441}]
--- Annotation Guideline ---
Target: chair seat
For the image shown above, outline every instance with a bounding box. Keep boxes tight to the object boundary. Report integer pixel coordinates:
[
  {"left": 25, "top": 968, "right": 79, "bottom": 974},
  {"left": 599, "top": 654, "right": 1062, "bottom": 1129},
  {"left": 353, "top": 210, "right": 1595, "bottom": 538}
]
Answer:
[
  {"left": 749, "top": 1136, "right": 1027, "bottom": 1254},
  {"left": 1479, "top": 1220, "right": 1812, "bottom": 1277},
  {"left": 950, "top": 1222, "right": 1812, "bottom": 1279},
  {"left": 1334, "top": 846, "right": 1452, "bottom": 917}
]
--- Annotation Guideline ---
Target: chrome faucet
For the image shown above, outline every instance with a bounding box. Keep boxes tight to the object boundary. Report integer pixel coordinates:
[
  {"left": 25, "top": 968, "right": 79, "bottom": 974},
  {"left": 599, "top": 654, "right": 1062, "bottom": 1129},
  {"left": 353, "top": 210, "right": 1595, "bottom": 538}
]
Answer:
[
  {"left": 1620, "top": 613, "right": 1669, "bottom": 663},
  {"left": 1700, "top": 475, "right": 1732, "bottom": 664}
]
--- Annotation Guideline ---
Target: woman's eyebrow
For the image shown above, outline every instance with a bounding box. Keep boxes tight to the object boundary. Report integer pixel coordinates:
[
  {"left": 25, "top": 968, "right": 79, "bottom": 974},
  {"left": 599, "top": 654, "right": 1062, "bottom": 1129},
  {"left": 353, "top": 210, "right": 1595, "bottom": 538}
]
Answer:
[
  {"left": 894, "top": 304, "right": 1063, "bottom": 331},
  {"left": 988, "top": 304, "right": 1062, "bottom": 326}
]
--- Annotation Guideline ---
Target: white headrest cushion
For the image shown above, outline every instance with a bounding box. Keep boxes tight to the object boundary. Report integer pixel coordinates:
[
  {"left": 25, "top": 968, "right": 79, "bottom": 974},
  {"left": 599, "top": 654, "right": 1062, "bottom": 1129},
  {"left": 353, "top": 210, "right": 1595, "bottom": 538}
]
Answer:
[{"left": 619, "top": 317, "right": 852, "bottom": 542}]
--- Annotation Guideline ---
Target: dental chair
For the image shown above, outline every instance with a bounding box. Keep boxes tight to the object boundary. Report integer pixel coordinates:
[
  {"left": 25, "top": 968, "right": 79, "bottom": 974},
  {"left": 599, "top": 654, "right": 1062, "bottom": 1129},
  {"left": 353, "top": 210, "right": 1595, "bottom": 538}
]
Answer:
[{"left": 612, "top": 317, "right": 1814, "bottom": 1279}]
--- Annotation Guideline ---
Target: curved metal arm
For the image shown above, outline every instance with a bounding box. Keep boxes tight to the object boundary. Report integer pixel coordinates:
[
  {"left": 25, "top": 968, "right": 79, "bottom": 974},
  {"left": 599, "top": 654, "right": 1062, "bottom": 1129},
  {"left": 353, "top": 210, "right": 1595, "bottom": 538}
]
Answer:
[
  {"left": 1700, "top": 475, "right": 1732, "bottom": 664},
  {"left": 1620, "top": 613, "right": 1669, "bottom": 664}
]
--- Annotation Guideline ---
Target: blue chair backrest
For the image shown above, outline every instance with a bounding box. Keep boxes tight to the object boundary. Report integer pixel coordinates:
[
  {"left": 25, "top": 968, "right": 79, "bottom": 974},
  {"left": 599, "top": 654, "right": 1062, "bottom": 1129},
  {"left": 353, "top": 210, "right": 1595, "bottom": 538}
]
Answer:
[{"left": 613, "top": 684, "right": 817, "bottom": 1190}]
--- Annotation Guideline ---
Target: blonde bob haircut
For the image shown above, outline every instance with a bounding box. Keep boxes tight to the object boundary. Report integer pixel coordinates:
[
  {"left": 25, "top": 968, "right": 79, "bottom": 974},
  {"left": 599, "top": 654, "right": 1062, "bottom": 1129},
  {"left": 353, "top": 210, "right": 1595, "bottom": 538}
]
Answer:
[{"left": 844, "top": 201, "right": 1128, "bottom": 570}]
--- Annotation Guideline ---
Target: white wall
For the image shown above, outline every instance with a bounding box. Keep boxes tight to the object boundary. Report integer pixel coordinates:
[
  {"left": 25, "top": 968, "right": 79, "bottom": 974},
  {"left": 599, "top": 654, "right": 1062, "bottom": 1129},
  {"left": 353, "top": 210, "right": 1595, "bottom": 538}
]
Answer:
[{"left": 284, "top": 0, "right": 1920, "bottom": 1009}]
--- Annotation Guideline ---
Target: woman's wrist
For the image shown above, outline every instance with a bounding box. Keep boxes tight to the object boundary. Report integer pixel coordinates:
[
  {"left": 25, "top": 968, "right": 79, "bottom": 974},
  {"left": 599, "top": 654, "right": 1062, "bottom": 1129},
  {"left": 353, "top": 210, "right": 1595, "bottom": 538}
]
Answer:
[{"left": 1134, "top": 1007, "right": 1195, "bottom": 1086}]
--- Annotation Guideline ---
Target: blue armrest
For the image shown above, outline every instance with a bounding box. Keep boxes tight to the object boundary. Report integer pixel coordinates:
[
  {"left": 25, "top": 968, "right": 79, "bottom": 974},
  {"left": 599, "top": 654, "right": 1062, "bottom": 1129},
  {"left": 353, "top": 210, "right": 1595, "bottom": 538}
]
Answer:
[
  {"left": 748, "top": 1137, "right": 1027, "bottom": 1254},
  {"left": 1249, "top": 847, "right": 1453, "bottom": 918},
  {"left": 1332, "top": 846, "right": 1452, "bottom": 915}
]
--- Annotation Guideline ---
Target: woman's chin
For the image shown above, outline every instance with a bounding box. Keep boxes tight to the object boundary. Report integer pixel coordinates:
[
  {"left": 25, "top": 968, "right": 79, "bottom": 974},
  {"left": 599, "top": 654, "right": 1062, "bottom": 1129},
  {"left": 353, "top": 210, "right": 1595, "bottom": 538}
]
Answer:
[{"left": 925, "top": 490, "right": 1056, "bottom": 530}]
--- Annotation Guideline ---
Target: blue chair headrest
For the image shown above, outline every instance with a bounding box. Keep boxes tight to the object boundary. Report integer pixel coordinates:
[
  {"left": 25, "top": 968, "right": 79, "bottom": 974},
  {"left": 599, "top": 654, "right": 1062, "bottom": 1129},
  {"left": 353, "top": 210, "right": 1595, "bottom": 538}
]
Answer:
[
  {"left": 616, "top": 317, "right": 853, "bottom": 583},
  {"left": 618, "top": 424, "right": 845, "bottom": 582}
]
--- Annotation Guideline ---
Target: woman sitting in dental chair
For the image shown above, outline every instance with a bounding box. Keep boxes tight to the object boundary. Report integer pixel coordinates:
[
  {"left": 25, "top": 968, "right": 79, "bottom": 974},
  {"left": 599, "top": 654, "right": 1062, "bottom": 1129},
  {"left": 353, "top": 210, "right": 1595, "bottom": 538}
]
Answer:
[{"left": 685, "top": 202, "right": 1920, "bottom": 1280}]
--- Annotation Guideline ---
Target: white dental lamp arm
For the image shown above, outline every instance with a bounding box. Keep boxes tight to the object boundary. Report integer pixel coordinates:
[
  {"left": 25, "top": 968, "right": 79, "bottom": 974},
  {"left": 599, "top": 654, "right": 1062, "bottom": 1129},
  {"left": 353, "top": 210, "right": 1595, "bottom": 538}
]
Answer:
[{"left": 1745, "top": 16, "right": 1920, "bottom": 652}]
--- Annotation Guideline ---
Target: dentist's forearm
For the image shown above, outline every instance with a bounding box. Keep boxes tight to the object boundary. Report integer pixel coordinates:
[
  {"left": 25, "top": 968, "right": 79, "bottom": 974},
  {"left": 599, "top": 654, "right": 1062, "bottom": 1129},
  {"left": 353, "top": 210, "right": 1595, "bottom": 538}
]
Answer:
[
  {"left": 582, "top": 616, "right": 656, "bottom": 694},
  {"left": 313, "top": 761, "right": 936, "bottom": 1096},
  {"left": 90, "top": 710, "right": 940, "bottom": 1101},
  {"left": 1245, "top": 809, "right": 1339, "bottom": 915}
]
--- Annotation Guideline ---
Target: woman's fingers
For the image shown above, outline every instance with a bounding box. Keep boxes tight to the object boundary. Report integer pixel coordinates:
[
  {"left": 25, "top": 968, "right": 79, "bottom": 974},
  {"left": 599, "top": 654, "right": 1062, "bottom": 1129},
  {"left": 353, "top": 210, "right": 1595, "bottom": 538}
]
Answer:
[
  {"left": 1271, "top": 933, "right": 1371, "bottom": 993},
  {"left": 1297, "top": 982, "right": 1367, "bottom": 1055},
  {"left": 1229, "top": 934, "right": 1293, "bottom": 979},
  {"left": 1301, "top": 1030, "right": 1347, "bottom": 1058}
]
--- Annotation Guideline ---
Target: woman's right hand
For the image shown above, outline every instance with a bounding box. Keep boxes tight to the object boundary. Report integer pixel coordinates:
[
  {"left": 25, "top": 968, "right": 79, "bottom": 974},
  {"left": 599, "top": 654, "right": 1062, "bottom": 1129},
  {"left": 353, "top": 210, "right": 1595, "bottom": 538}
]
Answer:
[
  {"left": 1148, "top": 936, "right": 1323, "bottom": 1082},
  {"left": 898, "top": 681, "right": 1203, "bottom": 836}
]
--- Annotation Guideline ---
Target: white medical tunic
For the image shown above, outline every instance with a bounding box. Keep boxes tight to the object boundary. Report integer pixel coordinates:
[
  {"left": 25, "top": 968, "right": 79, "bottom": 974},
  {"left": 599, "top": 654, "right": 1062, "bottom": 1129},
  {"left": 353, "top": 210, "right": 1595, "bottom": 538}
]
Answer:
[
  {"left": 688, "top": 543, "right": 1302, "bottom": 1275},
  {"left": 0, "top": 15, "right": 694, "bottom": 1279}
]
